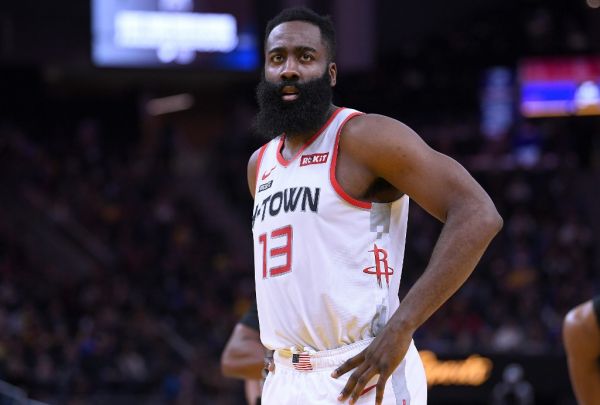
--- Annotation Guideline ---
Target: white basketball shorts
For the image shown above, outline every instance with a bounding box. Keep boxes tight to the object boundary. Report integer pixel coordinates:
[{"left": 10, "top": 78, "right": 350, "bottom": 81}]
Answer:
[{"left": 262, "top": 338, "right": 427, "bottom": 404}]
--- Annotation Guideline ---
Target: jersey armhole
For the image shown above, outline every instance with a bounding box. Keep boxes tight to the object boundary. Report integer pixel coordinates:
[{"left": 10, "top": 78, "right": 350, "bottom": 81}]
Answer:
[{"left": 329, "top": 112, "right": 372, "bottom": 210}]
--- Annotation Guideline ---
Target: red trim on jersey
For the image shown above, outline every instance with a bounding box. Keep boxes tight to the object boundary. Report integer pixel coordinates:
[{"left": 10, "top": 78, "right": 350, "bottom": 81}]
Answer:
[
  {"left": 360, "top": 384, "right": 377, "bottom": 396},
  {"left": 276, "top": 107, "right": 345, "bottom": 167},
  {"left": 255, "top": 143, "right": 269, "bottom": 185},
  {"left": 330, "top": 112, "right": 372, "bottom": 209}
]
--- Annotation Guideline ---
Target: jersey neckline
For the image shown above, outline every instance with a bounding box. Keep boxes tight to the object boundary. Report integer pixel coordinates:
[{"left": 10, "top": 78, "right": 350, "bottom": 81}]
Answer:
[{"left": 276, "top": 107, "right": 345, "bottom": 167}]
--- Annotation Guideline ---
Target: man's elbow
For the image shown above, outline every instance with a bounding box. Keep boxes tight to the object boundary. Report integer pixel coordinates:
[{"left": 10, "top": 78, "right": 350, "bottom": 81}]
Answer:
[
  {"left": 562, "top": 309, "right": 578, "bottom": 351},
  {"left": 562, "top": 301, "right": 596, "bottom": 353},
  {"left": 480, "top": 204, "right": 503, "bottom": 237}
]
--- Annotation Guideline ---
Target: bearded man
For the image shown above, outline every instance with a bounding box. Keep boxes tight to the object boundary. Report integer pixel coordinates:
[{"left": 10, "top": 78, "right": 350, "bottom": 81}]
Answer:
[{"left": 248, "top": 7, "right": 503, "bottom": 405}]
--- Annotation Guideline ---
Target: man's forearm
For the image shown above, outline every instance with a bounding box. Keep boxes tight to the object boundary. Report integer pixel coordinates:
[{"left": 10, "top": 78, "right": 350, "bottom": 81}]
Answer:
[
  {"left": 222, "top": 339, "right": 265, "bottom": 379},
  {"left": 221, "top": 324, "right": 266, "bottom": 380},
  {"left": 392, "top": 203, "right": 502, "bottom": 332}
]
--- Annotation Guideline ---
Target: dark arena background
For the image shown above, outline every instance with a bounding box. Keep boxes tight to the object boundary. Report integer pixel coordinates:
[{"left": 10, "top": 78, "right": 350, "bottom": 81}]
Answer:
[{"left": 1, "top": 0, "right": 599, "bottom": 404}]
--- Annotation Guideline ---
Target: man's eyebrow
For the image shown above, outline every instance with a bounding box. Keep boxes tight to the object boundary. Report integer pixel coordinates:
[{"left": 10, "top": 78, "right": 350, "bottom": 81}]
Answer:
[
  {"left": 267, "top": 46, "right": 318, "bottom": 54},
  {"left": 267, "top": 46, "right": 286, "bottom": 54},
  {"left": 295, "top": 46, "right": 317, "bottom": 53}
]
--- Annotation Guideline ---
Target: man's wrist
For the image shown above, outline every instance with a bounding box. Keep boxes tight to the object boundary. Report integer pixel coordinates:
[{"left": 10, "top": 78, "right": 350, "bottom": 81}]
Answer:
[{"left": 389, "top": 309, "right": 420, "bottom": 334}]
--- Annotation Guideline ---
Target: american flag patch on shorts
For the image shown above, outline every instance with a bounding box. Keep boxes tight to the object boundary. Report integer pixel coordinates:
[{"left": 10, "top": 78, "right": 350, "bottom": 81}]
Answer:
[{"left": 292, "top": 352, "right": 313, "bottom": 371}]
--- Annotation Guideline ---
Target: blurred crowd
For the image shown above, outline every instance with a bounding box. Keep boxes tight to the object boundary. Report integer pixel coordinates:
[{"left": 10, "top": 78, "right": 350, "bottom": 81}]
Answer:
[
  {"left": 0, "top": 0, "right": 598, "bottom": 403},
  {"left": 0, "top": 117, "right": 256, "bottom": 404},
  {"left": 0, "top": 96, "right": 598, "bottom": 404}
]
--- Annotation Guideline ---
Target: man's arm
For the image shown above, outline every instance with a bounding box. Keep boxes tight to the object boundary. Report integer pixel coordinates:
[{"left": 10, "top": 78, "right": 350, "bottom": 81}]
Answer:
[
  {"left": 333, "top": 114, "right": 503, "bottom": 404},
  {"left": 221, "top": 299, "right": 265, "bottom": 380},
  {"left": 247, "top": 146, "right": 264, "bottom": 199},
  {"left": 219, "top": 147, "right": 265, "bottom": 382},
  {"left": 244, "top": 379, "right": 262, "bottom": 405},
  {"left": 221, "top": 322, "right": 265, "bottom": 380},
  {"left": 218, "top": 147, "right": 271, "bottom": 404},
  {"left": 563, "top": 300, "right": 600, "bottom": 405}
]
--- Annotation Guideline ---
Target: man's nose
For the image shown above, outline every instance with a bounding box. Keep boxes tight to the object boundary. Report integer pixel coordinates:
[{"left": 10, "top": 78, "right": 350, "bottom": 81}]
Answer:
[{"left": 280, "top": 58, "right": 300, "bottom": 81}]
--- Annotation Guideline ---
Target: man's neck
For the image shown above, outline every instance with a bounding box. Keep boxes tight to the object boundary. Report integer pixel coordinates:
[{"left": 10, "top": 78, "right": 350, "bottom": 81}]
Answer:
[{"left": 281, "top": 105, "right": 337, "bottom": 159}]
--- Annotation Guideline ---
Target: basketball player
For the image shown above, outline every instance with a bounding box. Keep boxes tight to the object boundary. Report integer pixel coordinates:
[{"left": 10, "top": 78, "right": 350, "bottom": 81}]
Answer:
[
  {"left": 563, "top": 297, "right": 600, "bottom": 404},
  {"left": 249, "top": 7, "right": 503, "bottom": 404},
  {"left": 221, "top": 301, "right": 266, "bottom": 405}
]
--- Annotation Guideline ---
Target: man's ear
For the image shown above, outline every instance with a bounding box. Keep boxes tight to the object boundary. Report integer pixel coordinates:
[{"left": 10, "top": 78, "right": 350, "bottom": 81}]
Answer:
[{"left": 329, "top": 62, "right": 337, "bottom": 86}]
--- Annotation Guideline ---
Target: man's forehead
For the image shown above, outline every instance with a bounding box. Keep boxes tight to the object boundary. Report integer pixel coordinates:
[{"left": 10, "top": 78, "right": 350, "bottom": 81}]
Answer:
[{"left": 266, "top": 21, "right": 324, "bottom": 52}]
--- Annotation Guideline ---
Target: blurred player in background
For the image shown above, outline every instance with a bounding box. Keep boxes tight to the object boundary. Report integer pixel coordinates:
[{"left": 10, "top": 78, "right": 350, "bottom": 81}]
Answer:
[
  {"left": 563, "top": 297, "right": 600, "bottom": 405},
  {"left": 221, "top": 301, "right": 266, "bottom": 405},
  {"left": 248, "top": 6, "right": 502, "bottom": 404}
]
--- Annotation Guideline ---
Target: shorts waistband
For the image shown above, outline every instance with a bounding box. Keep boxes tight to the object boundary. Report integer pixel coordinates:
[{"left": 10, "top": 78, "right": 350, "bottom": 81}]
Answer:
[{"left": 274, "top": 338, "right": 374, "bottom": 371}]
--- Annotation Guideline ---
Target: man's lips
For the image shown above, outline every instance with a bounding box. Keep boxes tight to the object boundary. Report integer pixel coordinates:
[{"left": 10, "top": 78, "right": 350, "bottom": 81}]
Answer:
[{"left": 281, "top": 85, "right": 299, "bottom": 101}]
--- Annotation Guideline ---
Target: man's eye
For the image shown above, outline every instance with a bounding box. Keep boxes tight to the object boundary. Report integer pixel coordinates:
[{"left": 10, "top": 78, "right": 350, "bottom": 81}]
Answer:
[
  {"left": 301, "top": 54, "right": 314, "bottom": 61},
  {"left": 271, "top": 55, "right": 283, "bottom": 63}
]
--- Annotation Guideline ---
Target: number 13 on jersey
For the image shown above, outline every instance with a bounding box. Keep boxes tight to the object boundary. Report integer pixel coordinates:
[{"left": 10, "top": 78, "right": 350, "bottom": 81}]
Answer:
[{"left": 258, "top": 225, "right": 293, "bottom": 278}]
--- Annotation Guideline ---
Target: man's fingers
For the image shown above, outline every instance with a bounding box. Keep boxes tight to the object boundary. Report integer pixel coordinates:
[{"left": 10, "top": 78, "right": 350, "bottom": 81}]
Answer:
[
  {"left": 348, "top": 367, "right": 377, "bottom": 404},
  {"left": 332, "top": 352, "right": 364, "bottom": 378},
  {"left": 337, "top": 362, "right": 369, "bottom": 401},
  {"left": 375, "top": 376, "right": 387, "bottom": 405}
]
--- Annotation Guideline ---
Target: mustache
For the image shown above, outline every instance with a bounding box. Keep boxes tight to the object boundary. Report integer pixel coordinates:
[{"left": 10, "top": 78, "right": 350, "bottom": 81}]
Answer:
[
  {"left": 276, "top": 78, "right": 299, "bottom": 90},
  {"left": 259, "top": 77, "right": 316, "bottom": 99}
]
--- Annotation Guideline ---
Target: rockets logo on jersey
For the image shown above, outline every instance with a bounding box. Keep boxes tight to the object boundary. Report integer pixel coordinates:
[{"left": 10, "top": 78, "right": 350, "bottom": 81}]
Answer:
[
  {"left": 363, "top": 244, "right": 394, "bottom": 288},
  {"left": 252, "top": 187, "right": 320, "bottom": 227}
]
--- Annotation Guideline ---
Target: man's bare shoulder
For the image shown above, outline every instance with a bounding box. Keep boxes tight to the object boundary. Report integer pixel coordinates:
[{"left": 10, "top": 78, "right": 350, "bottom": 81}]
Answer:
[
  {"left": 247, "top": 146, "right": 265, "bottom": 198},
  {"left": 342, "top": 113, "right": 414, "bottom": 141},
  {"left": 248, "top": 147, "right": 263, "bottom": 170},
  {"left": 340, "top": 112, "right": 427, "bottom": 166},
  {"left": 564, "top": 300, "right": 600, "bottom": 356}
]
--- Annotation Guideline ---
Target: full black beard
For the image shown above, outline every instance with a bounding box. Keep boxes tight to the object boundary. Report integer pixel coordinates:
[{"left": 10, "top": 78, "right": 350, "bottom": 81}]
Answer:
[{"left": 254, "top": 71, "right": 333, "bottom": 140}]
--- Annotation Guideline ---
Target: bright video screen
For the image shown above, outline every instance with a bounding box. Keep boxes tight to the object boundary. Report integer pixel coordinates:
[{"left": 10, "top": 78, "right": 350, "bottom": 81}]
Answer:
[
  {"left": 520, "top": 57, "right": 600, "bottom": 117},
  {"left": 92, "top": 0, "right": 259, "bottom": 70}
]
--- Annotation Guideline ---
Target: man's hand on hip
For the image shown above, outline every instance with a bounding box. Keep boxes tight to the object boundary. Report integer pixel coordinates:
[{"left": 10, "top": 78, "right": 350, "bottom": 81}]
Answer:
[{"left": 331, "top": 325, "right": 414, "bottom": 404}]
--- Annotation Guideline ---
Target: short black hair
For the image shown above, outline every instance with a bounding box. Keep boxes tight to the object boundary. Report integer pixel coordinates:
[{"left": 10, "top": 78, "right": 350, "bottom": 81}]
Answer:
[{"left": 264, "top": 7, "right": 336, "bottom": 61}]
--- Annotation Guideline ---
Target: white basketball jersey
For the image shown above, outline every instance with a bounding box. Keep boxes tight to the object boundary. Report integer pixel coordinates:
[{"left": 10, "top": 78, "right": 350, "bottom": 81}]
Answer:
[{"left": 252, "top": 107, "right": 410, "bottom": 352}]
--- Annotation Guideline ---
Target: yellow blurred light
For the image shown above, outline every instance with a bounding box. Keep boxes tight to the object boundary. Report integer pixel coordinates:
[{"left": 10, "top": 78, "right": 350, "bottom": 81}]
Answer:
[{"left": 419, "top": 350, "right": 493, "bottom": 387}]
